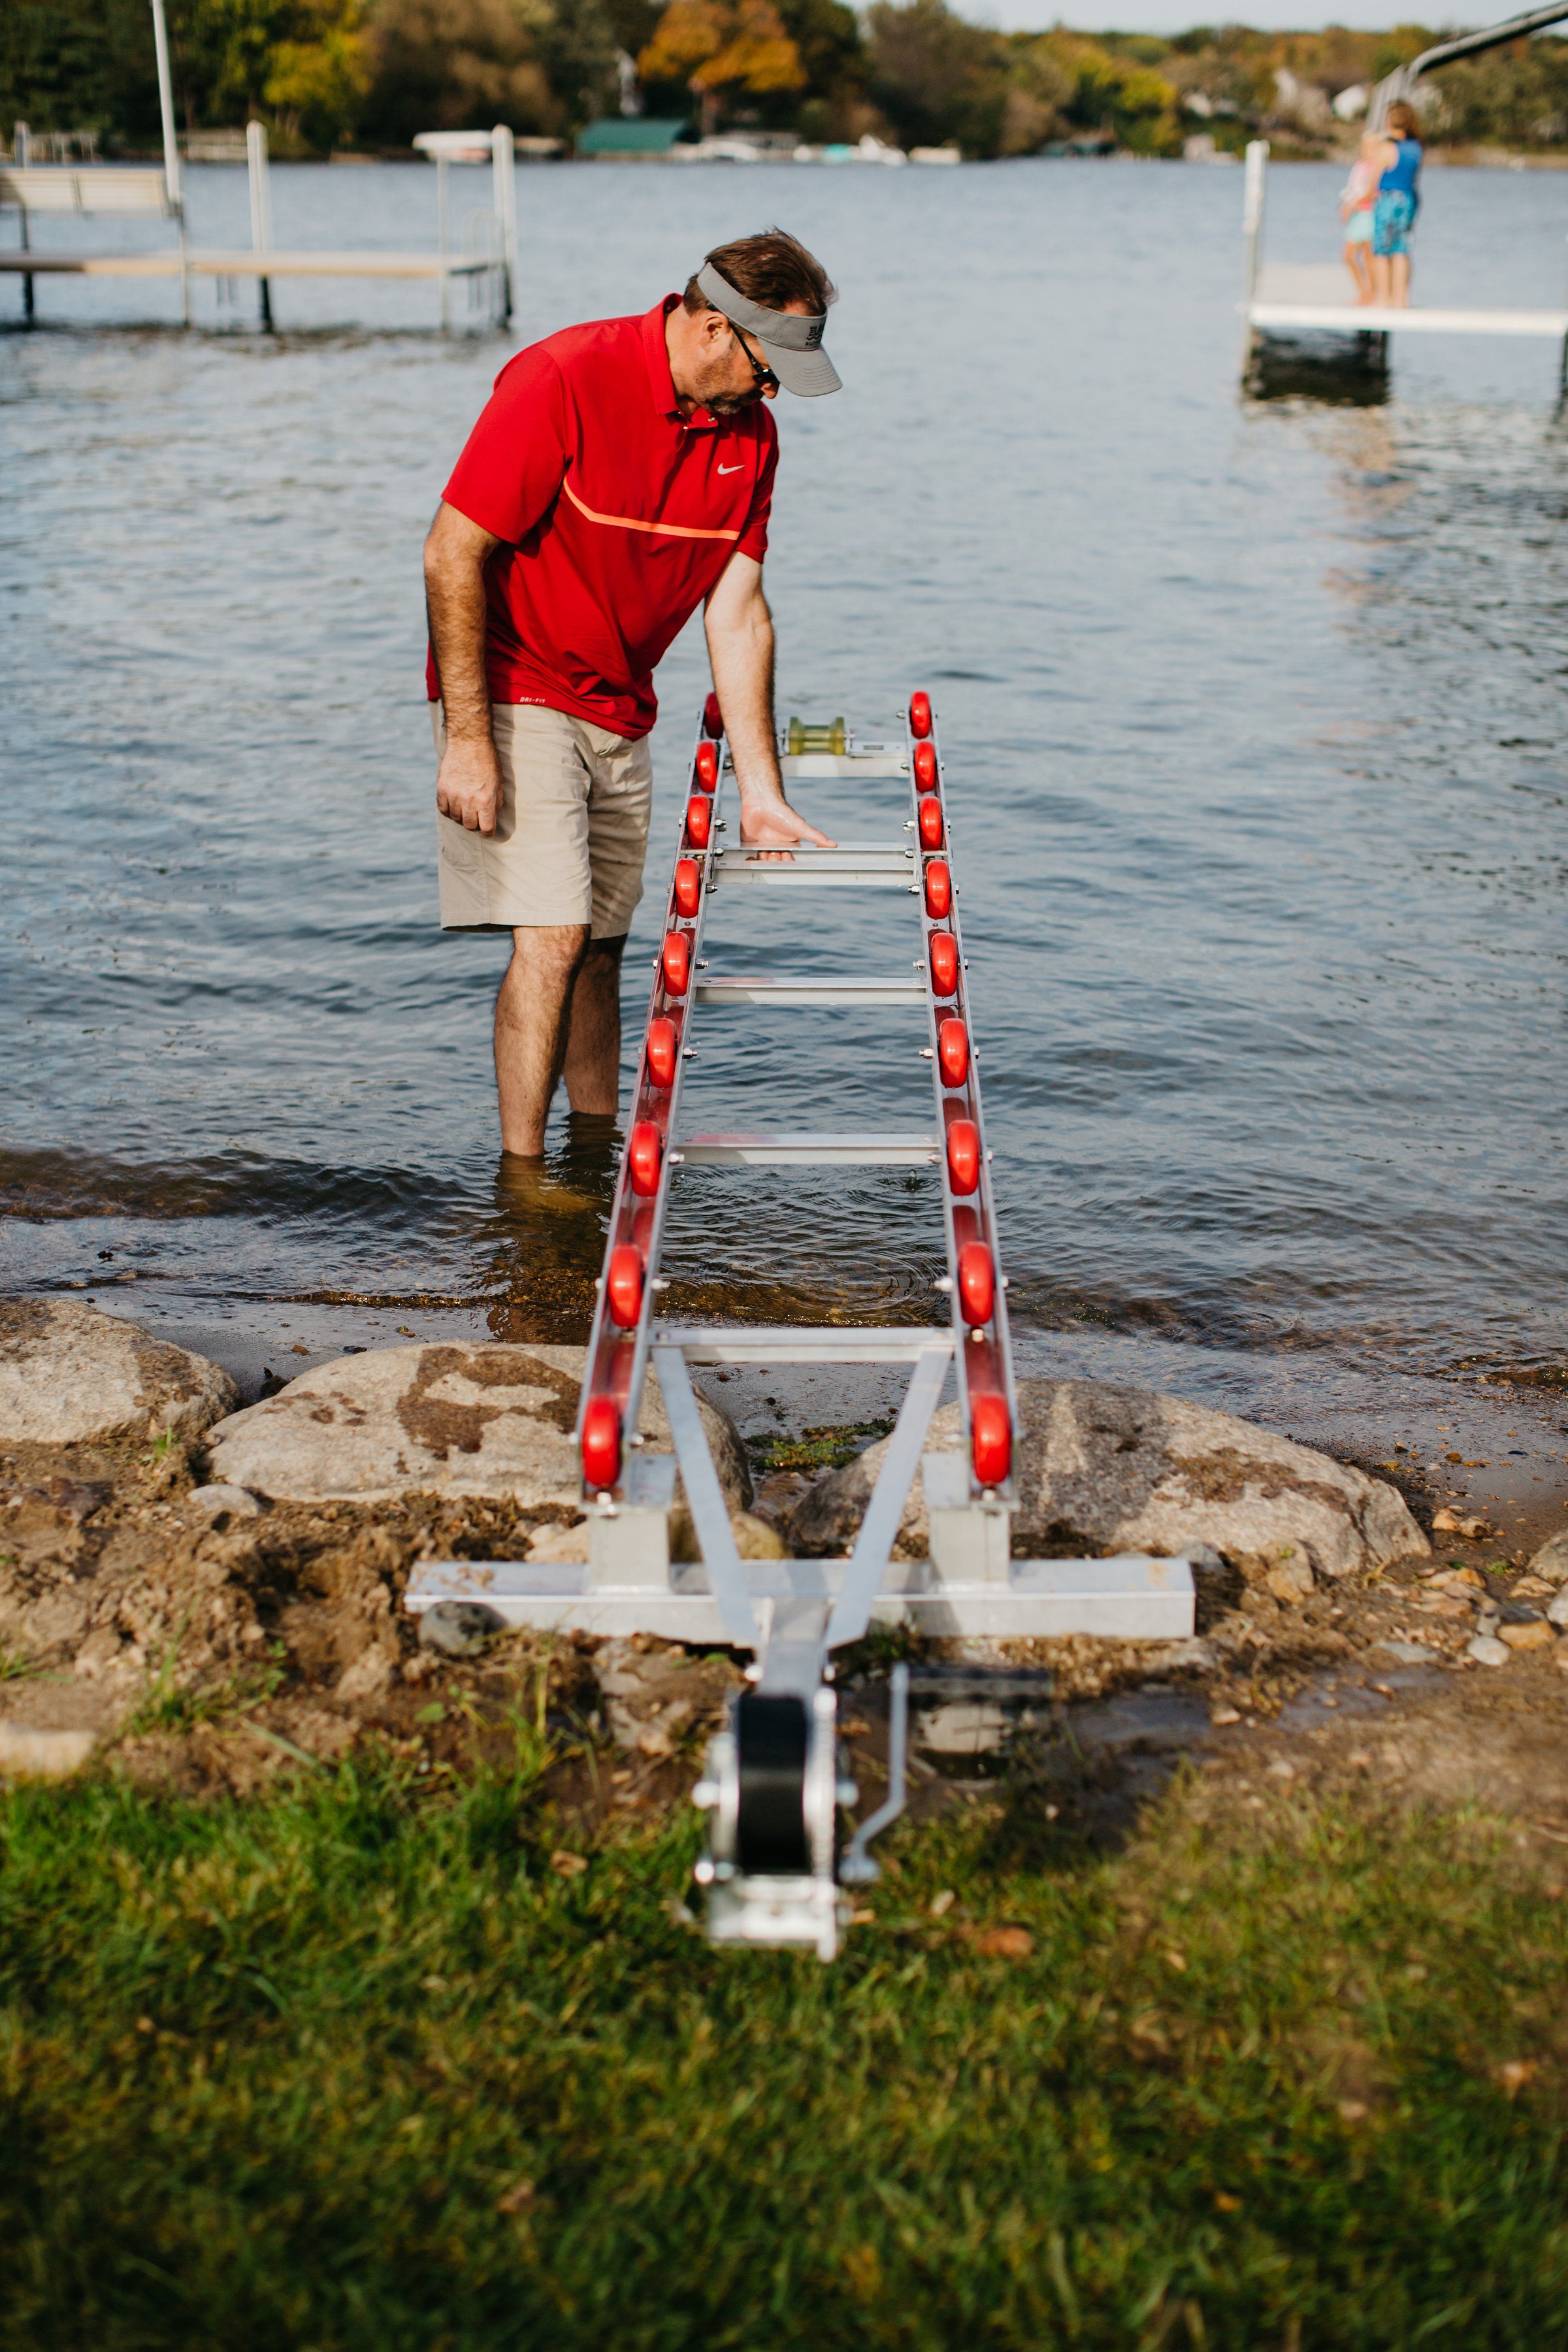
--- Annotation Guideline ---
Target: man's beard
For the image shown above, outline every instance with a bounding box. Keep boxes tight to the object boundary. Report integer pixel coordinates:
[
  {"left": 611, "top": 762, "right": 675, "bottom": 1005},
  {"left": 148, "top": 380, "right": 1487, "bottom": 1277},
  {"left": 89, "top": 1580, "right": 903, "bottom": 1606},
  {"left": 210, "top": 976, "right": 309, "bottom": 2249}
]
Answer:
[{"left": 690, "top": 359, "right": 764, "bottom": 417}]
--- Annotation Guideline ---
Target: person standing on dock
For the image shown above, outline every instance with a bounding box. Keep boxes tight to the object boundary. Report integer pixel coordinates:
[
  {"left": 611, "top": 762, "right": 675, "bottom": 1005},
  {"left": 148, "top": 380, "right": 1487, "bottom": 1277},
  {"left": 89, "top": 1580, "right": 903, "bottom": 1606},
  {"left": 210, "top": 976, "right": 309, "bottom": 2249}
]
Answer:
[
  {"left": 423, "top": 229, "right": 841, "bottom": 1160},
  {"left": 1371, "top": 101, "right": 1423, "bottom": 309},
  {"left": 1339, "top": 131, "right": 1381, "bottom": 304}
]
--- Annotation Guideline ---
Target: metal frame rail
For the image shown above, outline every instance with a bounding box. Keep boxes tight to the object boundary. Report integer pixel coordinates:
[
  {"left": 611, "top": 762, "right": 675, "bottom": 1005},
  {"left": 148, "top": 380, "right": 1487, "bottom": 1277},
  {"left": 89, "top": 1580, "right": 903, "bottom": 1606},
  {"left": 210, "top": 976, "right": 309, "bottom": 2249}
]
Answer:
[{"left": 408, "top": 690, "right": 1194, "bottom": 1957}]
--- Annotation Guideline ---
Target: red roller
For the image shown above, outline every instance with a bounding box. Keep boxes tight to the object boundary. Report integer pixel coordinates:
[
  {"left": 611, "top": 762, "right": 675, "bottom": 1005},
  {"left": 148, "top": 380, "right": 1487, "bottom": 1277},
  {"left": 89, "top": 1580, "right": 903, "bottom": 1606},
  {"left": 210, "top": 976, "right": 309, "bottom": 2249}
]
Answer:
[
  {"left": 946, "top": 1119, "right": 980, "bottom": 1195},
  {"left": 928, "top": 932, "right": 958, "bottom": 998},
  {"left": 913, "top": 742, "right": 938, "bottom": 794},
  {"left": 918, "top": 796, "right": 944, "bottom": 852},
  {"left": 686, "top": 795, "right": 711, "bottom": 849},
  {"left": 956, "top": 1241, "right": 995, "bottom": 1328},
  {"left": 662, "top": 930, "right": 691, "bottom": 996},
  {"left": 924, "top": 859, "right": 951, "bottom": 920},
  {"left": 581, "top": 1396, "right": 621, "bottom": 1491},
  {"left": 970, "top": 1392, "right": 1011, "bottom": 1487},
  {"left": 937, "top": 1017, "right": 969, "bottom": 1088},
  {"left": 645, "top": 1017, "right": 678, "bottom": 1089},
  {"left": 909, "top": 690, "right": 932, "bottom": 740},
  {"left": 673, "top": 858, "right": 701, "bottom": 919},
  {"left": 694, "top": 740, "right": 719, "bottom": 792},
  {"left": 703, "top": 691, "right": 723, "bottom": 738},
  {"left": 606, "top": 1243, "right": 644, "bottom": 1329},
  {"left": 627, "top": 1119, "right": 662, "bottom": 1197}
]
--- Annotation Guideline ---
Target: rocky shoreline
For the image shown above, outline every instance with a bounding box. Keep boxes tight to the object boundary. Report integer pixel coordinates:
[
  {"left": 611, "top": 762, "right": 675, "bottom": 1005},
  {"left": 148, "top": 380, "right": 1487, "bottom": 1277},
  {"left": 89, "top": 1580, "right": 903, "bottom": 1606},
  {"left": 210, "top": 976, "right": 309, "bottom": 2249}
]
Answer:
[{"left": 3, "top": 1299, "right": 1565, "bottom": 1827}]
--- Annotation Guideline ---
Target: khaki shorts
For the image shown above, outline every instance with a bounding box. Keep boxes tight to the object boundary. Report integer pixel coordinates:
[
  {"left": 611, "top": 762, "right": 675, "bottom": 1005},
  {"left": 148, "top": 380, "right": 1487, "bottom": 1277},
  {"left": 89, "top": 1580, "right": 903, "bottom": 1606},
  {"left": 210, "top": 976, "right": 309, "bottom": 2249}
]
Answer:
[{"left": 432, "top": 700, "right": 653, "bottom": 938}]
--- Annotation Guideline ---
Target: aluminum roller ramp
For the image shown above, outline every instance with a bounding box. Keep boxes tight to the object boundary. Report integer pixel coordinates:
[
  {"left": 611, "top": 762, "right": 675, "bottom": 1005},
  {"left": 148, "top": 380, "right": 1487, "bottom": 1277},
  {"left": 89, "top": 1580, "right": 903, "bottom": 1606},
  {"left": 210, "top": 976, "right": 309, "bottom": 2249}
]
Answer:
[{"left": 408, "top": 689, "right": 1194, "bottom": 1956}]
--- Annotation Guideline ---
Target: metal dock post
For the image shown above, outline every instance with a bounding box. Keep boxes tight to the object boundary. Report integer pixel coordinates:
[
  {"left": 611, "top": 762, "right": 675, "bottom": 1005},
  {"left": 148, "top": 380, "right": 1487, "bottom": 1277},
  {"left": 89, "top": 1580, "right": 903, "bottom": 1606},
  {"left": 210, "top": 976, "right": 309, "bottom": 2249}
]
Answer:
[{"left": 246, "top": 122, "right": 273, "bottom": 331}]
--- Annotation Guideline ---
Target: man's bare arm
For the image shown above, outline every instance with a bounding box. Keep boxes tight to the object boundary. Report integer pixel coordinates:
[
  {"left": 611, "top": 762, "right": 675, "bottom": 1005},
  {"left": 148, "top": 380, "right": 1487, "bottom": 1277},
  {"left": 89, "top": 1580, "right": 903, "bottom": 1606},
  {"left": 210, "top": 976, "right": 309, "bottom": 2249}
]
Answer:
[
  {"left": 704, "top": 553, "right": 834, "bottom": 851},
  {"left": 425, "top": 500, "right": 504, "bottom": 834}
]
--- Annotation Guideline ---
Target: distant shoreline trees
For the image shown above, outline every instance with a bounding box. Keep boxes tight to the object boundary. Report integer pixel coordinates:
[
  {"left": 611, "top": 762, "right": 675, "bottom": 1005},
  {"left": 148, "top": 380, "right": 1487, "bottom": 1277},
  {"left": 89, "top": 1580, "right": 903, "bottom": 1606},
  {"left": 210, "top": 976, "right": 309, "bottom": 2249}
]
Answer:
[{"left": 5, "top": 0, "right": 1568, "bottom": 164}]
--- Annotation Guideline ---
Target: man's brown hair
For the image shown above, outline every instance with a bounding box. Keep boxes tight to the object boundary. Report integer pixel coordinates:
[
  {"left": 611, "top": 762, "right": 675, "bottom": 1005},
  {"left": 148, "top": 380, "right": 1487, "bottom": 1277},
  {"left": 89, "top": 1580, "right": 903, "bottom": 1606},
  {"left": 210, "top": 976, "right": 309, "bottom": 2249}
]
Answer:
[
  {"left": 1385, "top": 100, "right": 1419, "bottom": 139},
  {"left": 684, "top": 228, "right": 836, "bottom": 318}
]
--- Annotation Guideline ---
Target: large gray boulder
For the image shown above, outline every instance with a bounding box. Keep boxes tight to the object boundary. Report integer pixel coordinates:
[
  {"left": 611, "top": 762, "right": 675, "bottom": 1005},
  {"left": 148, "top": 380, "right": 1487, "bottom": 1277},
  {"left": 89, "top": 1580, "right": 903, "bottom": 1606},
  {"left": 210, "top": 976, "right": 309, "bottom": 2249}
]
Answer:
[
  {"left": 0, "top": 1300, "right": 238, "bottom": 1445},
  {"left": 206, "top": 1343, "right": 751, "bottom": 1514},
  {"left": 789, "top": 1377, "right": 1427, "bottom": 1581}
]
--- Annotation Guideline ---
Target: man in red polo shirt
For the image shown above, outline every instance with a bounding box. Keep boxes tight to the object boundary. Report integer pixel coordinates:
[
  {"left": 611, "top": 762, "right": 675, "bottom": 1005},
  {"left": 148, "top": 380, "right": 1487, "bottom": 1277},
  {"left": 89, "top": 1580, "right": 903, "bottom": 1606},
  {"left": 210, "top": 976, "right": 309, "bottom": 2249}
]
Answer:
[{"left": 423, "top": 227, "right": 841, "bottom": 1158}]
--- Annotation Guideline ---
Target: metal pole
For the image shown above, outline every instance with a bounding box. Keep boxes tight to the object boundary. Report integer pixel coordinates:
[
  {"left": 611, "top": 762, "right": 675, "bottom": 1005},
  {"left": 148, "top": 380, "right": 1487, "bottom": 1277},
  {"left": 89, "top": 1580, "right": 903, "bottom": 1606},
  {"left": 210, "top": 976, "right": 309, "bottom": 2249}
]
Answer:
[
  {"left": 148, "top": 0, "right": 182, "bottom": 210},
  {"left": 247, "top": 119, "right": 273, "bottom": 329},
  {"left": 491, "top": 123, "right": 515, "bottom": 328},
  {"left": 437, "top": 153, "right": 449, "bottom": 334},
  {"left": 1240, "top": 138, "right": 1268, "bottom": 381},
  {"left": 14, "top": 126, "right": 33, "bottom": 323}
]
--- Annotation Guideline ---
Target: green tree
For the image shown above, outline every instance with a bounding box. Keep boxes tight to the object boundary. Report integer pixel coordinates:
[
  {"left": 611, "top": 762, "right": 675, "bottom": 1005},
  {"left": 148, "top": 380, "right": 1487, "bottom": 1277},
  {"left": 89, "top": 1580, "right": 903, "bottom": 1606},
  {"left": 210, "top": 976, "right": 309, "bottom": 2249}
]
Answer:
[{"left": 865, "top": 0, "right": 1007, "bottom": 156}]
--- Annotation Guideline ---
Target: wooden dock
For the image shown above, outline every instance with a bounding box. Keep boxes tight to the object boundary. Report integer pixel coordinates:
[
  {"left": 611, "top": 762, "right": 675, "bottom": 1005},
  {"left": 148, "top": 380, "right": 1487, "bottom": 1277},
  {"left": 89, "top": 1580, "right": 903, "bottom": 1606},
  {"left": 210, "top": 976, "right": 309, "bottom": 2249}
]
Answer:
[
  {"left": 1245, "top": 263, "right": 1568, "bottom": 341},
  {"left": 0, "top": 249, "right": 496, "bottom": 281}
]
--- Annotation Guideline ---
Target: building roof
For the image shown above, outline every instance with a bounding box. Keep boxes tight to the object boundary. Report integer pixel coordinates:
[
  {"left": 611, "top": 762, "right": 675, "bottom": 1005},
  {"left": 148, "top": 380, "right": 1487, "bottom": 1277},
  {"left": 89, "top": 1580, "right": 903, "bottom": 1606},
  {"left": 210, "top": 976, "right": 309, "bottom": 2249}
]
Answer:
[{"left": 576, "top": 118, "right": 691, "bottom": 157}]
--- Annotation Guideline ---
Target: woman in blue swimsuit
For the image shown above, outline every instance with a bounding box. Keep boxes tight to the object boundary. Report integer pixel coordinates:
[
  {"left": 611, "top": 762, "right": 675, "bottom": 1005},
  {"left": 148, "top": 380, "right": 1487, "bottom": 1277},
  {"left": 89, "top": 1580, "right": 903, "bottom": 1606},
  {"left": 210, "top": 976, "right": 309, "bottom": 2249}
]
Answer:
[{"left": 1372, "top": 100, "right": 1422, "bottom": 308}]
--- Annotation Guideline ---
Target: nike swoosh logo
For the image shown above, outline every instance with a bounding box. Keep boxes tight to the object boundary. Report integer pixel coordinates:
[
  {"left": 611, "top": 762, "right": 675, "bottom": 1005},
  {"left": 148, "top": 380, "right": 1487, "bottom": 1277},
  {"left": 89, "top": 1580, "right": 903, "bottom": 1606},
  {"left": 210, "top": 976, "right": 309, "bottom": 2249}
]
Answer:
[{"left": 717, "top": 463, "right": 744, "bottom": 475}]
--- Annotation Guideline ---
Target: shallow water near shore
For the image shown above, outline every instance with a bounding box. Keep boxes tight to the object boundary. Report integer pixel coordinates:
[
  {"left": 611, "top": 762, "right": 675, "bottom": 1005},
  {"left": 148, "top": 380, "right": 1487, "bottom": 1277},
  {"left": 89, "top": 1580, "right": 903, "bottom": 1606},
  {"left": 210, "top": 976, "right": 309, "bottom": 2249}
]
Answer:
[{"left": 3, "top": 157, "right": 1566, "bottom": 1499}]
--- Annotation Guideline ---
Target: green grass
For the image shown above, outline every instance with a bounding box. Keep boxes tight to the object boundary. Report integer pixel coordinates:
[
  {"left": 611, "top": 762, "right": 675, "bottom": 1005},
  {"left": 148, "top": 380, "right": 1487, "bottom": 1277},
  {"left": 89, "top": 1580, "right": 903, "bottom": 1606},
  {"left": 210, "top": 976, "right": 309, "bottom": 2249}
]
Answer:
[{"left": 2, "top": 1744, "right": 1567, "bottom": 2348}]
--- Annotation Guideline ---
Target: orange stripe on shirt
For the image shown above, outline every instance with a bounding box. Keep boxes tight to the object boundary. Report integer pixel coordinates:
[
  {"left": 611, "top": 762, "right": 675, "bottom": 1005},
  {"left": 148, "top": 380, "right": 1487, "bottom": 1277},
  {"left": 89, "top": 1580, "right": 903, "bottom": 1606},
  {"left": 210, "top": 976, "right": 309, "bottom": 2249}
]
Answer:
[{"left": 561, "top": 475, "right": 741, "bottom": 544}]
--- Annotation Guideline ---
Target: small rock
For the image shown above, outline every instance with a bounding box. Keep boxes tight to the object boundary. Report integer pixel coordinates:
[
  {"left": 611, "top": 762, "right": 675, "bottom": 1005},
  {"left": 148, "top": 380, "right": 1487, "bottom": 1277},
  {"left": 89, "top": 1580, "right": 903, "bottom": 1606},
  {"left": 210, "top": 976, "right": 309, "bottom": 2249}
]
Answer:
[
  {"left": 549, "top": 1850, "right": 587, "bottom": 1877},
  {"left": 1548, "top": 1591, "right": 1568, "bottom": 1630},
  {"left": 1428, "top": 1566, "right": 1486, "bottom": 1592},
  {"left": 1267, "top": 1757, "right": 1297, "bottom": 1779},
  {"left": 1527, "top": 1530, "right": 1568, "bottom": 1584},
  {"left": 336, "top": 1647, "right": 396, "bottom": 1701},
  {"left": 186, "top": 1484, "right": 265, "bottom": 1524},
  {"left": 0, "top": 1722, "right": 95, "bottom": 1780},
  {"left": 417, "top": 1601, "right": 505, "bottom": 1659},
  {"left": 1512, "top": 1575, "right": 1554, "bottom": 1598},
  {"left": 1210, "top": 1705, "right": 1242, "bottom": 1727},
  {"left": 1265, "top": 1558, "right": 1315, "bottom": 1604},
  {"left": 1467, "top": 1635, "right": 1512, "bottom": 1667},
  {"left": 1499, "top": 1620, "right": 1554, "bottom": 1654},
  {"left": 1431, "top": 1509, "right": 1490, "bottom": 1539},
  {"left": 971, "top": 1925, "right": 1032, "bottom": 1959},
  {"left": 0, "top": 1300, "right": 238, "bottom": 1445},
  {"left": 1372, "top": 1639, "right": 1435, "bottom": 1664},
  {"left": 526, "top": 1521, "right": 589, "bottom": 1564}
]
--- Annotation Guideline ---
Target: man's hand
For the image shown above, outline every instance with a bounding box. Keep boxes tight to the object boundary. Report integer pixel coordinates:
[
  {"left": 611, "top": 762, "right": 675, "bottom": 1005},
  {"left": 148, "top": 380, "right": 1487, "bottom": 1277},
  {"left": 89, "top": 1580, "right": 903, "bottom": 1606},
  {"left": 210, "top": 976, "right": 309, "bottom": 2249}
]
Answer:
[
  {"left": 706, "top": 550, "right": 835, "bottom": 861},
  {"left": 738, "top": 792, "right": 833, "bottom": 853},
  {"left": 436, "top": 734, "right": 505, "bottom": 835}
]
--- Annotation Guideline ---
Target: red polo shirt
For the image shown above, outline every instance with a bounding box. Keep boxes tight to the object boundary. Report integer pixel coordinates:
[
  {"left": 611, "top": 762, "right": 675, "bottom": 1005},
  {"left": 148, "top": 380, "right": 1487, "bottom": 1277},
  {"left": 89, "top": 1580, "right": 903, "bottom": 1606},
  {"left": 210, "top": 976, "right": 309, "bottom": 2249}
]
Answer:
[{"left": 427, "top": 296, "right": 777, "bottom": 740}]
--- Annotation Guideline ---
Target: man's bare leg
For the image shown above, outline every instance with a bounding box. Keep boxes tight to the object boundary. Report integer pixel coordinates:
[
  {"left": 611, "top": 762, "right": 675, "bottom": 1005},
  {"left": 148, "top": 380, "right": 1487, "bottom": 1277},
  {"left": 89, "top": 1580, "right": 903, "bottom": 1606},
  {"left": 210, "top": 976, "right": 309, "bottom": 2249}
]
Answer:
[
  {"left": 561, "top": 934, "right": 626, "bottom": 1119},
  {"left": 495, "top": 924, "right": 590, "bottom": 1157},
  {"left": 1390, "top": 252, "right": 1411, "bottom": 308}
]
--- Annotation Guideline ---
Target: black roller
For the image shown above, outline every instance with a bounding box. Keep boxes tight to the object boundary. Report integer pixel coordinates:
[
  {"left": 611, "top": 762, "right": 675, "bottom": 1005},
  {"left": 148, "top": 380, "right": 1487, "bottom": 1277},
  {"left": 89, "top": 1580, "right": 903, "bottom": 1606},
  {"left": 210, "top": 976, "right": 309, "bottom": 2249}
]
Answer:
[{"left": 734, "top": 1693, "right": 810, "bottom": 1874}]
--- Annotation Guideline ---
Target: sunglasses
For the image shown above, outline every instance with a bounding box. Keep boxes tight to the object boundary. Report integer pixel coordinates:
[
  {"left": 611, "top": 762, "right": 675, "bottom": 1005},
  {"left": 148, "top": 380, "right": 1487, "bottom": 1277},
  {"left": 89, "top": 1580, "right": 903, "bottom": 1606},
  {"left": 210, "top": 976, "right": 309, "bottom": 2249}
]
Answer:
[{"left": 730, "top": 323, "right": 779, "bottom": 397}]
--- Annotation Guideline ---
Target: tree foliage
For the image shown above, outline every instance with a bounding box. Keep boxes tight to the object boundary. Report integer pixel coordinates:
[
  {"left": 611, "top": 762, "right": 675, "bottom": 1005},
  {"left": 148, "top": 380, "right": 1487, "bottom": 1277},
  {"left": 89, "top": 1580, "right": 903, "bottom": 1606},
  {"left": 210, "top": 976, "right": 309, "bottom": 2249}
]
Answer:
[{"left": 5, "top": 1, "right": 1568, "bottom": 160}]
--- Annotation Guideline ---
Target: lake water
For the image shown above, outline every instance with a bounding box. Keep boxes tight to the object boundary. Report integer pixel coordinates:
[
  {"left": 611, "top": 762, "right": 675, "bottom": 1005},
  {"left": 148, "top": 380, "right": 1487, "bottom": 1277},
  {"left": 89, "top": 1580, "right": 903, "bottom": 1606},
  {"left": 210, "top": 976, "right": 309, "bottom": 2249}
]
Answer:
[{"left": 4, "top": 155, "right": 1566, "bottom": 1483}]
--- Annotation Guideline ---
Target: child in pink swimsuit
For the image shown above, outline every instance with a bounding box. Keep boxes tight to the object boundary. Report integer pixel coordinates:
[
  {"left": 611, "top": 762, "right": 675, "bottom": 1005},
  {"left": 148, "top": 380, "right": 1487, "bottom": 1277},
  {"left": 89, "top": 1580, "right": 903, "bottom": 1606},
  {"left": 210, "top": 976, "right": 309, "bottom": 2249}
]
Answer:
[{"left": 1339, "top": 133, "right": 1380, "bottom": 304}]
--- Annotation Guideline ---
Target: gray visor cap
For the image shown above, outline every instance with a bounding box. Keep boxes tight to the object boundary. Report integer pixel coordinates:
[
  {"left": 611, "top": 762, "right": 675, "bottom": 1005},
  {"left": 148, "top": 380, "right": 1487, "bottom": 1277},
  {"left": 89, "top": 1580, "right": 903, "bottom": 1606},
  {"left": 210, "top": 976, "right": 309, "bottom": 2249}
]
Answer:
[{"left": 695, "top": 261, "right": 841, "bottom": 397}]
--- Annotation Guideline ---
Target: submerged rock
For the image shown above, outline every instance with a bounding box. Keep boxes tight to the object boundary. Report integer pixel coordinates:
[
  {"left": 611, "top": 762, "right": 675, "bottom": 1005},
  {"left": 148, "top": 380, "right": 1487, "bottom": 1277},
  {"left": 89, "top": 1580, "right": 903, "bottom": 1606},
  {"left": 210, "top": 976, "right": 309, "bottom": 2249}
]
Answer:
[
  {"left": 206, "top": 1343, "right": 751, "bottom": 1514},
  {"left": 788, "top": 1377, "right": 1428, "bottom": 1580},
  {"left": 0, "top": 1300, "right": 238, "bottom": 1446}
]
